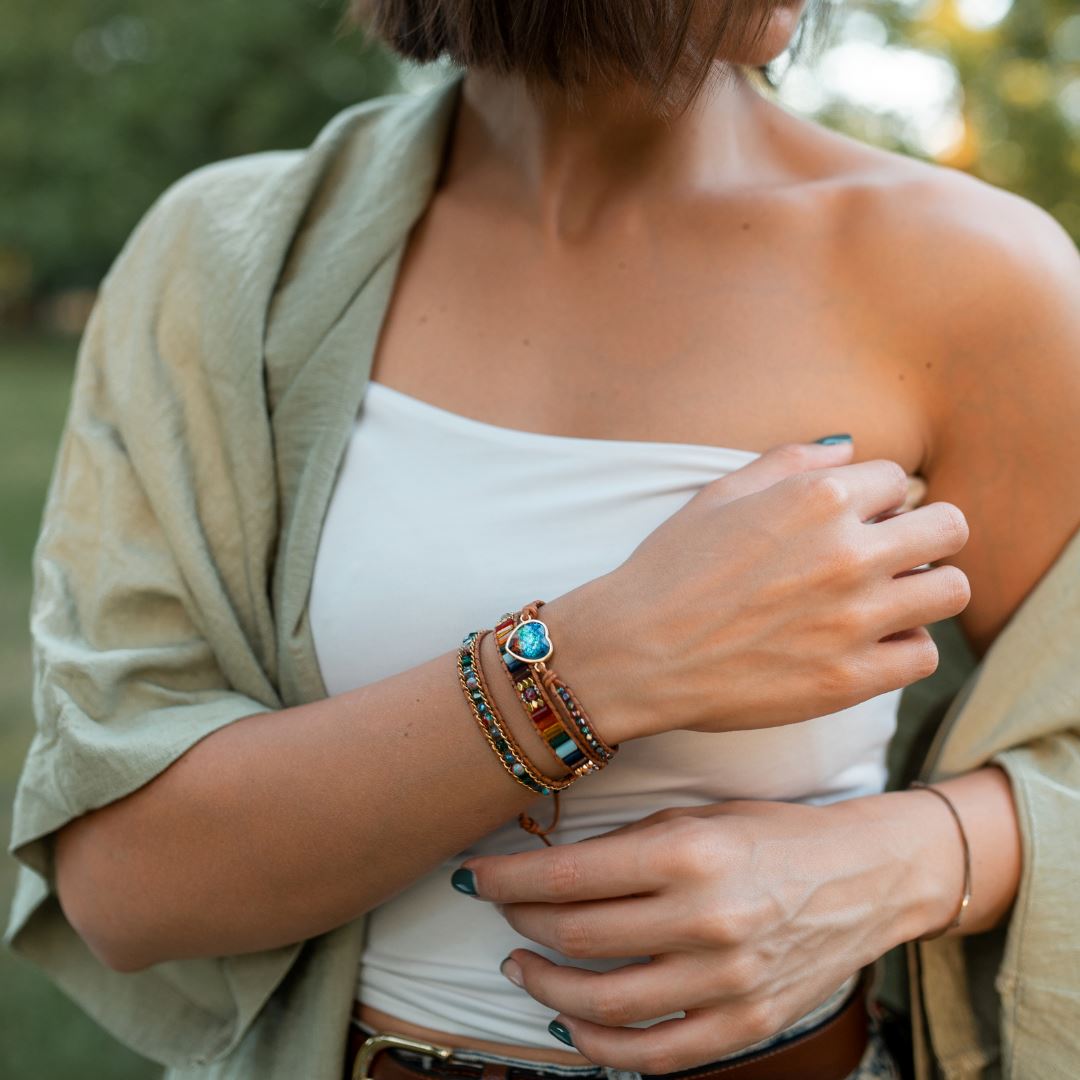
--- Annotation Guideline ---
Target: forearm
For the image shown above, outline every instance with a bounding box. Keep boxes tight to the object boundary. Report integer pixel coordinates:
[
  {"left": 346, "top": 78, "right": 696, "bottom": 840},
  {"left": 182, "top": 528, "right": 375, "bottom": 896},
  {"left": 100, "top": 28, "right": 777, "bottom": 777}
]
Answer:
[{"left": 55, "top": 588, "right": 623, "bottom": 972}]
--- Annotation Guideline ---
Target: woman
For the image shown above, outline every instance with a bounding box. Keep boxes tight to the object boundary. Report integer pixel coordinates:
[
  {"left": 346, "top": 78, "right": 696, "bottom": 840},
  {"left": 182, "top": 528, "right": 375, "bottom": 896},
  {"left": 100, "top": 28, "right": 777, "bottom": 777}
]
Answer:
[{"left": 6, "top": 2, "right": 1080, "bottom": 1080}]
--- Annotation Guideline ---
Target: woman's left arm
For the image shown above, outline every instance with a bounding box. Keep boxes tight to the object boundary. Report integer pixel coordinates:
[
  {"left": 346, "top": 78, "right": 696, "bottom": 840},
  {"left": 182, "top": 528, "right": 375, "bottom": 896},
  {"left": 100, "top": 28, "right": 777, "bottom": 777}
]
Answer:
[
  {"left": 457, "top": 185, "right": 1080, "bottom": 1072},
  {"left": 455, "top": 774, "right": 1014, "bottom": 1072}
]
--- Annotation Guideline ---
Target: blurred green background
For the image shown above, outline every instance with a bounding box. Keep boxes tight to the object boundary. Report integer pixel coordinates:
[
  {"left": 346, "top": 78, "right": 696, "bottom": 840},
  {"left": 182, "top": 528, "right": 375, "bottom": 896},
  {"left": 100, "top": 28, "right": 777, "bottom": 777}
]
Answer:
[{"left": 1, "top": 1, "right": 1077, "bottom": 1076}]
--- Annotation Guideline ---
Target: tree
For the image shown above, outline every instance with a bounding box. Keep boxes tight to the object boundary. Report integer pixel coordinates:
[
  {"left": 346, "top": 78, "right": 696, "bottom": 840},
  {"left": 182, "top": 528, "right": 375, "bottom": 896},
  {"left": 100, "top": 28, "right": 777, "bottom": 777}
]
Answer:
[{"left": 0, "top": 0, "right": 400, "bottom": 304}]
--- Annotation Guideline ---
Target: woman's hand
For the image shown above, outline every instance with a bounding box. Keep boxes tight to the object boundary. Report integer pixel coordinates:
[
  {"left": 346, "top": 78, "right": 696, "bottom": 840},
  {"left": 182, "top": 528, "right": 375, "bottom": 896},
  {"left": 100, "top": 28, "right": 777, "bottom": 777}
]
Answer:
[
  {"left": 456, "top": 796, "right": 963, "bottom": 1073},
  {"left": 542, "top": 437, "right": 971, "bottom": 743}
]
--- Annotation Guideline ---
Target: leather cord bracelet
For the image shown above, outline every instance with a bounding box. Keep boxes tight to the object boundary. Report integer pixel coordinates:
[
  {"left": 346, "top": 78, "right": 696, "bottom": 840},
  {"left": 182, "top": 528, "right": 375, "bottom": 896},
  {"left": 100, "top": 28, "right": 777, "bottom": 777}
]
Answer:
[
  {"left": 456, "top": 603, "right": 619, "bottom": 847},
  {"left": 457, "top": 630, "right": 576, "bottom": 797},
  {"left": 496, "top": 600, "right": 618, "bottom": 767},
  {"left": 493, "top": 609, "right": 604, "bottom": 774},
  {"left": 909, "top": 781, "right": 973, "bottom": 940}
]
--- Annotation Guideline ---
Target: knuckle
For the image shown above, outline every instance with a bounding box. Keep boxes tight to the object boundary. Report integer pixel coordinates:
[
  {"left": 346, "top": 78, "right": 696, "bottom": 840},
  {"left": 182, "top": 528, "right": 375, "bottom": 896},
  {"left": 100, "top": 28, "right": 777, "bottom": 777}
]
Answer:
[
  {"left": 840, "top": 595, "right": 878, "bottom": 638},
  {"left": 908, "top": 631, "right": 940, "bottom": 679},
  {"left": 550, "top": 913, "right": 591, "bottom": 958},
  {"left": 935, "top": 502, "right": 970, "bottom": 550},
  {"left": 587, "top": 985, "right": 636, "bottom": 1027},
  {"left": 822, "top": 535, "right": 869, "bottom": 582},
  {"left": 698, "top": 908, "right": 740, "bottom": 947},
  {"left": 812, "top": 648, "right": 872, "bottom": 708},
  {"left": 545, "top": 852, "right": 585, "bottom": 900},
  {"left": 877, "top": 458, "right": 909, "bottom": 498},
  {"left": 770, "top": 441, "right": 816, "bottom": 471},
  {"left": 666, "top": 818, "right": 722, "bottom": 877},
  {"left": 818, "top": 652, "right": 865, "bottom": 702},
  {"left": 719, "top": 951, "right": 763, "bottom": 998},
  {"left": 638, "top": 1044, "right": 682, "bottom": 1076},
  {"left": 698, "top": 900, "right": 754, "bottom": 948},
  {"left": 804, "top": 473, "right": 850, "bottom": 513},
  {"left": 937, "top": 565, "right": 972, "bottom": 613},
  {"left": 739, "top": 998, "right": 781, "bottom": 1044}
]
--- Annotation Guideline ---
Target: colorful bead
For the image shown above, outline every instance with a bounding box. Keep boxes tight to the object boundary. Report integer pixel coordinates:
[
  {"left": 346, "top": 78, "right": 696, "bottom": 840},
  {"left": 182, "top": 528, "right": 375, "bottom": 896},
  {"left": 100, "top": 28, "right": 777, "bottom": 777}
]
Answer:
[
  {"left": 455, "top": 630, "right": 575, "bottom": 797},
  {"left": 494, "top": 604, "right": 613, "bottom": 773}
]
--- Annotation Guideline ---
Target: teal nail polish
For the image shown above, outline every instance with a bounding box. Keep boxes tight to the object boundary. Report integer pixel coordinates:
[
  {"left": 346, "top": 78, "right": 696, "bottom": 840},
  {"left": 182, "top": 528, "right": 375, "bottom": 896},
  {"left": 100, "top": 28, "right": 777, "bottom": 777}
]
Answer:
[
  {"left": 548, "top": 1021, "right": 574, "bottom": 1047},
  {"left": 451, "top": 867, "right": 477, "bottom": 896},
  {"left": 814, "top": 433, "right": 852, "bottom": 445}
]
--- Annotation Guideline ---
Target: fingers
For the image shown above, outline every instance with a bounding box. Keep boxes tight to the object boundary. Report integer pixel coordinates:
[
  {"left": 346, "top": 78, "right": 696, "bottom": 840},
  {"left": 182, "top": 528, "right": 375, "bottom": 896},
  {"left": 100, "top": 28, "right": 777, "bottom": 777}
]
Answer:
[
  {"left": 574, "top": 805, "right": 718, "bottom": 843},
  {"left": 461, "top": 830, "right": 668, "bottom": 904},
  {"left": 710, "top": 447, "right": 911, "bottom": 526},
  {"left": 868, "top": 500, "right": 969, "bottom": 575},
  {"left": 547, "top": 973, "right": 857, "bottom": 1074},
  {"left": 787, "top": 458, "right": 912, "bottom": 523},
  {"left": 499, "top": 896, "right": 681, "bottom": 959},
  {"left": 864, "top": 626, "right": 942, "bottom": 695},
  {"left": 874, "top": 565, "right": 972, "bottom": 639},
  {"left": 507, "top": 951, "right": 704, "bottom": 1028},
  {"left": 704, "top": 440, "right": 854, "bottom": 506},
  {"left": 546, "top": 1001, "right": 783, "bottom": 1074}
]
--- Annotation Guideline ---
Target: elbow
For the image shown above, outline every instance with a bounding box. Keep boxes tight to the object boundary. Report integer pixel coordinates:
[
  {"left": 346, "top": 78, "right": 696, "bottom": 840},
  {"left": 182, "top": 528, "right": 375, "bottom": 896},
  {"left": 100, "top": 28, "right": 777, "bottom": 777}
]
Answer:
[
  {"left": 84, "top": 931, "right": 155, "bottom": 975},
  {"left": 54, "top": 815, "right": 159, "bottom": 974},
  {"left": 84, "top": 918, "right": 158, "bottom": 973},
  {"left": 100, "top": 946, "right": 156, "bottom": 975}
]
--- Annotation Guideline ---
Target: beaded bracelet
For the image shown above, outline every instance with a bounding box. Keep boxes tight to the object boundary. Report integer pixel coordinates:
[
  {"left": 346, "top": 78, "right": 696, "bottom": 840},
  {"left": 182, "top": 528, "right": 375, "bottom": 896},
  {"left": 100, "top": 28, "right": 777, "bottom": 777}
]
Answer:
[
  {"left": 495, "top": 600, "right": 618, "bottom": 766},
  {"left": 457, "top": 630, "right": 575, "bottom": 797},
  {"left": 492, "top": 614, "right": 603, "bottom": 775}
]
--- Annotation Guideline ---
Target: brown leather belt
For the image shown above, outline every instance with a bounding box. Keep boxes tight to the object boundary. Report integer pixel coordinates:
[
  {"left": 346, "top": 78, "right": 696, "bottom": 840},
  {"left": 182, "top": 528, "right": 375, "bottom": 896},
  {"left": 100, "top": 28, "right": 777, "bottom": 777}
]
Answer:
[{"left": 345, "top": 979, "right": 870, "bottom": 1080}]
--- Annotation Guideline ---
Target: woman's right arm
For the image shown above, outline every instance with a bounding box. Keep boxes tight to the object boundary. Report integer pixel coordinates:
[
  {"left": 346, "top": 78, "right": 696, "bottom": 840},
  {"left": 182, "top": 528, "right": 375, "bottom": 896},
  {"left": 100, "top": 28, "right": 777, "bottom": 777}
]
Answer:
[
  {"left": 54, "top": 439, "right": 970, "bottom": 974},
  {"left": 54, "top": 619, "right": 599, "bottom": 974}
]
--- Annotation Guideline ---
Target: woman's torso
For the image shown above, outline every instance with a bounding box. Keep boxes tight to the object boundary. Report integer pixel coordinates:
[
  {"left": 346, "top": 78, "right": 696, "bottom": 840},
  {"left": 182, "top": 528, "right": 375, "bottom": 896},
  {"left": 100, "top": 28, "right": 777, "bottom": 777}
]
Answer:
[
  {"left": 336, "top": 73, "right": 944, "bottom": 1065},
  {"left": 310, "top": 379, "right": 903, "bottom": 1053}
]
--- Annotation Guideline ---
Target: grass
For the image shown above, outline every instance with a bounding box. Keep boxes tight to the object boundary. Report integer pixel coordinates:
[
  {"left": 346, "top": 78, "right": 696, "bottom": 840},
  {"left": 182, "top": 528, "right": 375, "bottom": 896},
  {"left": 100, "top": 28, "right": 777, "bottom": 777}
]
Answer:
[{"left": 0, "top": 333, "right": 160, "bottom": 1079}]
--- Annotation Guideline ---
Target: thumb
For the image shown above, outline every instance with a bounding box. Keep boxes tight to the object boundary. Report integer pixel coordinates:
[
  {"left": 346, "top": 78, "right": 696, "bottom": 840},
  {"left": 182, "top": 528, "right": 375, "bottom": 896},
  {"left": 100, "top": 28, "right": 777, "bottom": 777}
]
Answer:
[{"left": 704, "top": 434, "right": 855, "bottom": 506}]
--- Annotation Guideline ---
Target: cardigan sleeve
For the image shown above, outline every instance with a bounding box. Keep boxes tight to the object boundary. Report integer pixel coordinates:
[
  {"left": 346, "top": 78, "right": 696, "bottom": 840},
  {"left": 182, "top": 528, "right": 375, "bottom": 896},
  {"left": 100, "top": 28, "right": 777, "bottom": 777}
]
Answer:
[
  {"left": 3, "top": 158, "right": 306, "bottom": 1069},
  {"left": 993, "top": 731, "right": 1080, "bottom": 1077},
  {"left": 912, "top": 522, "right": 1080, "bottom": 1079}
]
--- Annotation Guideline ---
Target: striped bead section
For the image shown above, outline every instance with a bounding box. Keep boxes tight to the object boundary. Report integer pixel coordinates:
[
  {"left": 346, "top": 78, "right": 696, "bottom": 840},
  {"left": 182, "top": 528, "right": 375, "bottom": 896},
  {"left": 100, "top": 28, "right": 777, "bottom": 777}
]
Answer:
[
  {"left": 494, "top": 608, "right": 606, "bottom": 774},
  {"left": 512, "top": 672, "right": 590, "bottom": 770}
]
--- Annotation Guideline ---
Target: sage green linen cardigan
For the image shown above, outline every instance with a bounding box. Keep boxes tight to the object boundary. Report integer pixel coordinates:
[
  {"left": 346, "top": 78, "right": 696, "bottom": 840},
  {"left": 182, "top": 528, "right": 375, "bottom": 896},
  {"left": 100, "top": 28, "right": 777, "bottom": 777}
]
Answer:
[{"left": 5, "top": 67, "right": 1079, "bottom": 1080}]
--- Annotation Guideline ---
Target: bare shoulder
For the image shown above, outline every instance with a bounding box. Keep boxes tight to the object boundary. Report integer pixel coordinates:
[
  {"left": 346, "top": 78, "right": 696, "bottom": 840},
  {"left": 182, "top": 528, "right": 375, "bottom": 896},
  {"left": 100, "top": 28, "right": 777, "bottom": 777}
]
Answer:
[
  {"left": 804, "top": 128, "right": 1080, "bottom": 655},
  {"left": 834, "top": 144, "right": 1078, "bottom": 334}
]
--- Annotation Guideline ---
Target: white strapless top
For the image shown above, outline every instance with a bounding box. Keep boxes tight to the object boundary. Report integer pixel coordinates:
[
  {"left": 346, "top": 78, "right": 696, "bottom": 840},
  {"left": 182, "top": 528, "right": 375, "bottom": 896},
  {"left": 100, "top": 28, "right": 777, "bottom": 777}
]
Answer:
[{"left": 309, "top": 380, "right": 904, "bottom": 1048}]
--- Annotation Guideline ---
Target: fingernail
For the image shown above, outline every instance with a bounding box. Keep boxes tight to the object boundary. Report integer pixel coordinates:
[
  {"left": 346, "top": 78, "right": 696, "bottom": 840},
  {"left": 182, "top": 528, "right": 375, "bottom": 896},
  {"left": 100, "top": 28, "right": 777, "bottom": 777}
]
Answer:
[
  {"left": 451, "top": 867, "right": 478, "bottom": 896},
  {"left": 814, "top": 433, "right": 852, "bottom": 445},
  {"left": 548, "top": 1020, "right": 574, "bottom": 1047},
  {"left": 500, "top": 956, "right": 524, "bottom": 987}
]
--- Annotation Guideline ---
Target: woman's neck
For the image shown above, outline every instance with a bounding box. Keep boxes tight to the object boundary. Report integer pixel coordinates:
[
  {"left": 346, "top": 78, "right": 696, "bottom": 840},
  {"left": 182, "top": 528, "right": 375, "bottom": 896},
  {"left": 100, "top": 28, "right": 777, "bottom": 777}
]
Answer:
[{"left": 450, "top": 64, "right": 779, "bottom": 242}]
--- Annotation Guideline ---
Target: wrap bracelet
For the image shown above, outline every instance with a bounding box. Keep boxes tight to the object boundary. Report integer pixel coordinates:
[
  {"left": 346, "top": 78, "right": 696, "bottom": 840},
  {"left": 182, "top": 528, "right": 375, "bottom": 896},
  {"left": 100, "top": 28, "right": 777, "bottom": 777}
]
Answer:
[
  {"left": 457, "top": 630, "right": 575, "bottom": 797},
  {"left": 910, "top": 781, "right": 973, "bottom": 940},
  {"left": 494, "top": 600, "right": 618, "bottom": 767},
  {"left": 493, "top": 612, "right": 603, "bottom": 775}
]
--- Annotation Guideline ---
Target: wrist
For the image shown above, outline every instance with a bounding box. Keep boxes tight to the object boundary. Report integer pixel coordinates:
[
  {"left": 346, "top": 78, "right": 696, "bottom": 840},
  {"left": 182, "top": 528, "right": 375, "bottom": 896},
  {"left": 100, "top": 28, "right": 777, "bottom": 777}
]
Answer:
[
  {"left": 828, "top": 790, "right": 966, "bottom": 947},
  {"left": 538, "top": 579, "right": 646, "bottom": 746}
]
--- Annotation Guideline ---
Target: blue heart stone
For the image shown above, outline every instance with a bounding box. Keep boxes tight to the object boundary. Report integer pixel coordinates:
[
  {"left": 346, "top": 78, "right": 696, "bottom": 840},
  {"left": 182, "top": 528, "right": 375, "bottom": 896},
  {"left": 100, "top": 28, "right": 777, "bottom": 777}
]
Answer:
[{"left": 507, "top": 619, "right": 553, "bottom": 663}]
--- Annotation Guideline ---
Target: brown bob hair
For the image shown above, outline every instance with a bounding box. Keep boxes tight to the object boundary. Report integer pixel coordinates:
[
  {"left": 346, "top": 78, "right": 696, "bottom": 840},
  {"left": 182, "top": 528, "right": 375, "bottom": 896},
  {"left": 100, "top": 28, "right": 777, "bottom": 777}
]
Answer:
[{"left": 346, "top": 1, "right": 831, "bottom": 117}]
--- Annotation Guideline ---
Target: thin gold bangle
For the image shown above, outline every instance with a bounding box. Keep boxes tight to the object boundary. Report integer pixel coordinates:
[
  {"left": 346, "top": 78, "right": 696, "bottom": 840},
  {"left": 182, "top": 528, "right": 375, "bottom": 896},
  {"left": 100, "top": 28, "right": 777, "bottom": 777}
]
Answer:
[{"left": 910, "top": 781, "right": 973, "bottom": 940}]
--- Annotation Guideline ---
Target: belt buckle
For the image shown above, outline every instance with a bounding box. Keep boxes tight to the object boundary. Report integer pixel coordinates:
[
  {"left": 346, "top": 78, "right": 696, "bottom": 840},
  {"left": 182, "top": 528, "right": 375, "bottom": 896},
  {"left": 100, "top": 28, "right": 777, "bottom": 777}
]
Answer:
[{"left": 352, "top": 1032, "right": 456, "bottom": 1080}]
